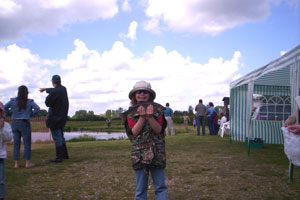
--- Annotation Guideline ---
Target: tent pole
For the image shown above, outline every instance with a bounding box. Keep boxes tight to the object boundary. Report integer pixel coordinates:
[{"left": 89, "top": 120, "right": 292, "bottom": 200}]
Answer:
[
  {"left": 288, "top": 162, "right": 294, "bottom": 184},
  {"left": 247, "top": 82, "right": 254, "bottom": 156}
]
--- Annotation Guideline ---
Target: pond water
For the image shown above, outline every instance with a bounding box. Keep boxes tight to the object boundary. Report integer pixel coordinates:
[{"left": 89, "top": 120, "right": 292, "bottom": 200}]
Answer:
[{"left": 31, "top": 131, "right": 127, "bottom": 143}]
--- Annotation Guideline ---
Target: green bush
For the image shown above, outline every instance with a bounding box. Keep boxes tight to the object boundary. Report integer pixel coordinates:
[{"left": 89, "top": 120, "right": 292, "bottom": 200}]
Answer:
[
  {"left": 173, "top": 116, "right": 183, "bottom": 124},
  {"left": 67, "top": 135, "right": 97, "bottom": 142}
]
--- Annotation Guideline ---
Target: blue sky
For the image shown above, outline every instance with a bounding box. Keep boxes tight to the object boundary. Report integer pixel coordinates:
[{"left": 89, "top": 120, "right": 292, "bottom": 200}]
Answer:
[{"left": 0, "top": 0, "right": 299, "bottom": 116}]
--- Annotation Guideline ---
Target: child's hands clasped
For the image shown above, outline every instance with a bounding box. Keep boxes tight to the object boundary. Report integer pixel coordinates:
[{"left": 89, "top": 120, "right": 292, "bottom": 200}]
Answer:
[
  {"left": 146, "top": 104, "right": 154, "bottom": 118},
  {"left": 137, "top": 105, "right": 154, "bottom": 119}
]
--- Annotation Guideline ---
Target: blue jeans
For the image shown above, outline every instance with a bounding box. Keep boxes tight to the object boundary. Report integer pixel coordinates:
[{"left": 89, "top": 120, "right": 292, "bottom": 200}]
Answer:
[
  {"left": 134, "top": 168, "right": 168, "bottom": 200},
  {"left": 196, "top": 116, "right": 205, "bottom": 136},
  {"left": 0, "top": 159, "right": 6, "bottom": 197},
  {"left": 50, "top": 128, "right": 66, "bottom": 146},
  {"left": 12, "top": 120, "right": 32, "bottom": 160},
  {"left": 207, "top": 117, "right": 216, "bottom": 135}
]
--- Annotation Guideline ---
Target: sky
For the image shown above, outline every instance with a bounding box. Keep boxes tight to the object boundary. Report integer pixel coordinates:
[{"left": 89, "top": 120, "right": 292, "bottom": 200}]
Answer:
[{"left": 0, "top": 0, "right": 299, "bottom": 116}]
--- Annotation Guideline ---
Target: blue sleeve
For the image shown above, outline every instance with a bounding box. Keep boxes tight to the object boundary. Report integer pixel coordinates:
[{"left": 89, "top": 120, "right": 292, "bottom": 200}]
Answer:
[
  {"left": 4, "top": 99, "right": 12, "bottom": 117},
  {"left": 30, "top": 100, "right": 40, "bottom": 116}
]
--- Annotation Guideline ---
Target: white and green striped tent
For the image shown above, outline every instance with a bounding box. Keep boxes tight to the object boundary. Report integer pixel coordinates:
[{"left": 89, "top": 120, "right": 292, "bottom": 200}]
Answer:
[{"left": 230, "top": 44, "right": 300, "bottom": 144}]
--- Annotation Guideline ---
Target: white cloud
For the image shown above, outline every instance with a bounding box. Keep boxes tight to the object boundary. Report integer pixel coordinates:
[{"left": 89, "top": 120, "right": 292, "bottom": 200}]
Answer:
[
  {"left": 0, "top": 0, "right": 21, "bottom": 16},
  {"left": 122, "top": 0, "right": 131, "bottom": 12},
  {"left": 0, "top": 40, "right": 242, "bottom": 116},
  {"left": 0, "top": 0, "right": 119, "bottom": 42},
  {"left": 120, "top": 21, "right": 138, "bottom": 40},
  {"left": 0, "top": 44, "right": 52, "bottom": 110},
  {"left": 60, "top": 39, "right": 242, "bottom": 115},
  {"left": 280, "top": 51, "right": 286, "bottom": 56},
  {"left": 143, "top": 0, "right": 270, "bottom": 35}
]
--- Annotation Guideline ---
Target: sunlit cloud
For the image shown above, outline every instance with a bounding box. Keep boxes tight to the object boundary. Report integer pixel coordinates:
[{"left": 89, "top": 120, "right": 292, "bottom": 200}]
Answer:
[
  {"left": 0, "top": 0, "right": 119, "bottom": 43},
  {"left": 120, "top": 21, "right": 138, "bottom": 40},
  {"left": 122, "top": 0, "right": 131, "bottom": 12},
  {"left": 0, "top": 39, "right": 242, "bottom": 116},
  {"left": 143, "top": 0, "right": 270, "bottom": 35}
]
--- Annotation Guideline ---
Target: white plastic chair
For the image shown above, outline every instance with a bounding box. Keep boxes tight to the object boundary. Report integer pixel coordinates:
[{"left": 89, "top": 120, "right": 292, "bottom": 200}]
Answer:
[{"left": 219, "top": 121, "right": 230, "bottom": 138}]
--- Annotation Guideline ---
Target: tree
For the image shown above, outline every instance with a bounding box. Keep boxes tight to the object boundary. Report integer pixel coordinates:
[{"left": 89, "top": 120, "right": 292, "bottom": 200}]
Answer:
[
  {"left": 73, "top": 110, "right": 87, "bottom": 120},
  {"left": 105, "top": 110, "right": 112, "bottom": 119},
  {"left": 87, "top": 110, "right": 95, "bottom": 121},
  {"left": 188, "top": 105, "right": 194, "bottom": 115},
  {"left": 116, "top": 107, "right": 124, "bottom": 115},
  {"left": 111, "top": 110, "right": 117, "bottom": 118},
  {"left": 33, "top": 109, "right": 48, "bottom": 117},
  {"left": 215, "top": 106, "right": 224, "bottom": 114}
]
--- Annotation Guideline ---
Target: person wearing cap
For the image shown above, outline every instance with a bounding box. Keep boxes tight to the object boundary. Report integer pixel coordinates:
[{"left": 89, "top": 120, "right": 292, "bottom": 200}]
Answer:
[
  {"left": 4, "top": 85, "right": 40, "bottom": 168},
  {"left": 0, "top": 101, "right": 13, "bottom": 200},
  {"left": 40, "top": 75, "right": 69, "bottom": 162},
  {"left": 124, "top": 80, "right": 168, "bottom": 200},
  {"left": 165, "top": 103, "right": 175, "bottom": 136}
]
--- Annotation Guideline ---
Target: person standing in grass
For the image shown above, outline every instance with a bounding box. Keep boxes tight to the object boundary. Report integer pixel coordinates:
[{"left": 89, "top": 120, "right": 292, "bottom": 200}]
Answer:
[
  {"left": 4, "top": 85, "right": 40, "bottom": 168},
  {"left": 206, "top": 102, "right": 216, "bottom": 135},
  {"left": 195, "top": 99, "right": 207, "bottom": 136},
  {"left": 183, "top": 112, "right": 189, "bottom": 132},
  {"left": 40, "top": 75, "right": 69, "bottom": 163},
  {"left": 165, "top": 103, "right": 175, "bottom": 136},
  {"left": 193, "top": 117, "right": 196, "bottom": 129},
  {"left": 124, "top": 80, "right": 168, "bottom": 200},
  {"left": 0, "top": 101, "right": 13, "bottom": 200}
]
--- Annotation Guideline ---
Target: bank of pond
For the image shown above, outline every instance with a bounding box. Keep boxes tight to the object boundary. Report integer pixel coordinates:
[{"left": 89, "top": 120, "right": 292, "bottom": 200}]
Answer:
[{"left": 30, "top": 131, "right": 127, "bottom": 143}]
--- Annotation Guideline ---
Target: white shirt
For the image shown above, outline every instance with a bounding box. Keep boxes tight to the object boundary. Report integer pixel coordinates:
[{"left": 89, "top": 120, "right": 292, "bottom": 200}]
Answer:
[{"left": 0, "top": 122, "right": 13, "bottom": 158}]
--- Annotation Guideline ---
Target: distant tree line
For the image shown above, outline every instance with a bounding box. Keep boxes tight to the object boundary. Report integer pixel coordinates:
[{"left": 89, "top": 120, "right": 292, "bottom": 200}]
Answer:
[
  {"left": 31, "top": 105, "right": 224, "bottom": 123},
  {"left": 32, "top": 109, "right": 48, "bottom": 117}
]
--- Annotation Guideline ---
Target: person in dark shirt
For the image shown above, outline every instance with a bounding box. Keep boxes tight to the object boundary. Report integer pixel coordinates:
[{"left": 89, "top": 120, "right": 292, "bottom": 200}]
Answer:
[{"left": 40, "top": 75, "right": 69, "bottom": 162}]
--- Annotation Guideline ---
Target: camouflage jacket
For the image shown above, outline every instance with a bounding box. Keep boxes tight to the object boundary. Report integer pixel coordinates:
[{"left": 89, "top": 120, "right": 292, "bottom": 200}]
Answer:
[{"left": 125, "top": 112, "right": 167, "bottom": 170}]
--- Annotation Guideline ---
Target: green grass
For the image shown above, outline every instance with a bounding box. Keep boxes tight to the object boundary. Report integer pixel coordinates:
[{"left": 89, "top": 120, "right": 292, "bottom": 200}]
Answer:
[{"left": 4, "top": 124, "right": 300, "bottom": 199}]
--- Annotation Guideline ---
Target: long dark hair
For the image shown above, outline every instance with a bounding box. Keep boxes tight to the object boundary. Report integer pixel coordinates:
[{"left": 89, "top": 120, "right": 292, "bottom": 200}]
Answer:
[{"left": 17, "top": 85, "right": 28, "bottom": 111}]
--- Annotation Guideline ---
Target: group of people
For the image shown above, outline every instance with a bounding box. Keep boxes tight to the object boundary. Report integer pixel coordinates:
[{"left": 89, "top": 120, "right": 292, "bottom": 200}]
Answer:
[
  {"left": 1, "top": 79, "right": 168, "bottom": 199},
  {"left": 162, "top": 99, "right": 225, "bottom": 137},
  {"left": 1, "top": 77, "right": 300, "bottom": 200},
  {"left": 195, "top": 99, "right": 223, "bottom": 136},
  {"left": 0, "top": 75, "right": 69, "bottom": 200}
]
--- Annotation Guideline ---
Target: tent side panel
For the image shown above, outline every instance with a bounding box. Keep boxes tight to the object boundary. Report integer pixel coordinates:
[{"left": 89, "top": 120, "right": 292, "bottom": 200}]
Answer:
[
  {"left": 251, "top": 85, "right": 288, "bottom": 144},
  {"left": 254, "top": 85, "right": 290, "bottom": 96},
  {"left": 291, "top": 60, "right": 300, "bottom": 112},
  {"left": 230, "top": 85, "right": 248, "bottom": 142},
  {"left": 251, "top": 120, "right": 284, "bottom": 144}
]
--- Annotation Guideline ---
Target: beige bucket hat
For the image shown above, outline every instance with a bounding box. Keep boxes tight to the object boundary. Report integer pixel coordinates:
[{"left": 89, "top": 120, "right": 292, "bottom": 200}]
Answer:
[{"left": 129, "top": 81, "right": 156, "bottom": 100}]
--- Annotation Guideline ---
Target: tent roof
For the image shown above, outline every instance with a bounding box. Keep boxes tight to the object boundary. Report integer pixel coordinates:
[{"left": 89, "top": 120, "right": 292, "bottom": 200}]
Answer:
[{"left": 230, "top": 44, "right": 300, "bottom": 89}]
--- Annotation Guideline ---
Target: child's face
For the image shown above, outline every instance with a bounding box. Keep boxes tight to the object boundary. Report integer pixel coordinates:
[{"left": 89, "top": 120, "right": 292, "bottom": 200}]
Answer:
[{"left": 135, "top": 90, "right": 150, "bottom": 102}]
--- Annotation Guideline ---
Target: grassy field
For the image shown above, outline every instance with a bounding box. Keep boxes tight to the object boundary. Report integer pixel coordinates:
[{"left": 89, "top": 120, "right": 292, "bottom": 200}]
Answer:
[{"left": 4, "top": 124, "right": 300, "bottom": 200}]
